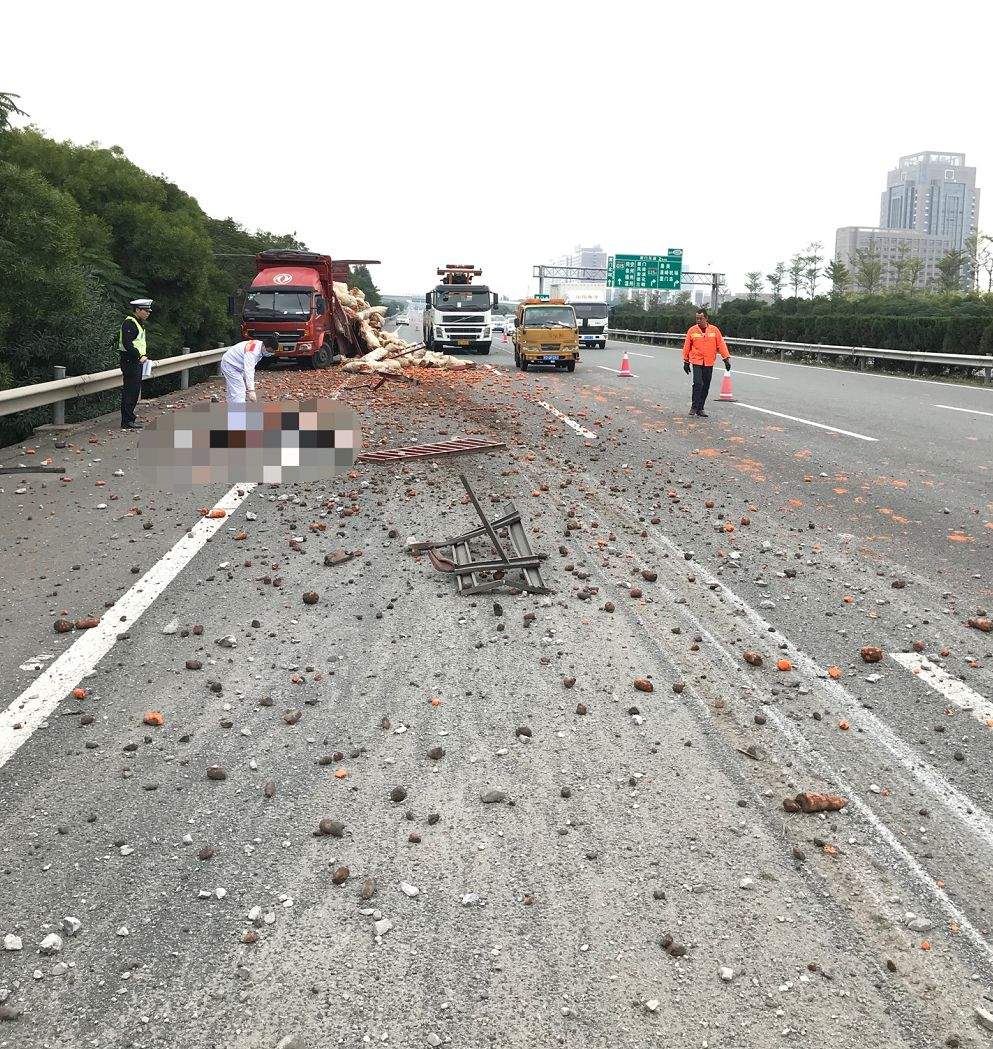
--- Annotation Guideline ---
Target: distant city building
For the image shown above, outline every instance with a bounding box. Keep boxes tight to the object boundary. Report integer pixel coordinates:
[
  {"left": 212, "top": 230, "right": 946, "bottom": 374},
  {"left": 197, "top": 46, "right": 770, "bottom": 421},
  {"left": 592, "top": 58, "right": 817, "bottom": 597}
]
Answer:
[
  {"left": 552, "top": 244, "right": 608, "bottom": 271},
  {"left": 835, "top": 227, "right": 955, "bottom": 290},
  {"left": 880, "top": 152, "right": 978, "bottom": 250},
  {"left": 834, "top": 151, "right": 980, "bottom": 290}
]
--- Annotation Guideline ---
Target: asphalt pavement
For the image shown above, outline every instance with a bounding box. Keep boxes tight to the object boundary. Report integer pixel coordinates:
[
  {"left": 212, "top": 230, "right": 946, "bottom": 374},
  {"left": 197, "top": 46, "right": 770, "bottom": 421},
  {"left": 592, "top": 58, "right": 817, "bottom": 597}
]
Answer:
[{"left": 0, "top": 322, "right": 991, "bottom": 1049}]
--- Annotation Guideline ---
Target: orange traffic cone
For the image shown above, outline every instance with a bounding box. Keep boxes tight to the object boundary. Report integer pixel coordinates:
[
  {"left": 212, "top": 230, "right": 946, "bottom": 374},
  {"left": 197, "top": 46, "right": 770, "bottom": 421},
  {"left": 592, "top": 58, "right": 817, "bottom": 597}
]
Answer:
[
  {"left": 501, "top": 329, "right": 507, "bottom": 344},
  {"left": 617, "top": 352, "right": 633, "bottom": 377},
  {"left": 718, "top": 371, "right": 735, "bottom": 401}
]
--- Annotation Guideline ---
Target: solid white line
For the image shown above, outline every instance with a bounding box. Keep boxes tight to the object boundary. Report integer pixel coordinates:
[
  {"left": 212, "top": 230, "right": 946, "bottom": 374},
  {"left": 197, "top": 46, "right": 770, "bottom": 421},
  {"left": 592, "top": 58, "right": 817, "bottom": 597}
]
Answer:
[
  {"left": 626, "top": 352, "right": 654, "bottom": 359},
  {"left": 890, "top": 652, "right": 993, "bottom": 724},
  {"left": 594, "top": 365, "right": 638, "bottom": 378},
  {"left": 0, "top": 483, "right": 256, "bottom": 770},
  {"left": 732, "top": 370, "right": 779, "bottom": 379},
  {"left": 734, "top": 402, "right": 878, "bottom": 441},
  {"left": 932, "top": 403, "right": 993, "bottom": 418},
  {"left": 536, "top": 400, "right": 597, "bottom": 440}
]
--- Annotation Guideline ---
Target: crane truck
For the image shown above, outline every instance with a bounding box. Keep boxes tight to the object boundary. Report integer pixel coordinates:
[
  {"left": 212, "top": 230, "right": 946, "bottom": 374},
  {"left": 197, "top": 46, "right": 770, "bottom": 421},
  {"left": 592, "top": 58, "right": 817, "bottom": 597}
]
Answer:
[
  {"left": 239, "top": 250, "right": 379, "bottom": 369},
  {"left": 423, "top": 265, "right": 497, "bottom": 355}
]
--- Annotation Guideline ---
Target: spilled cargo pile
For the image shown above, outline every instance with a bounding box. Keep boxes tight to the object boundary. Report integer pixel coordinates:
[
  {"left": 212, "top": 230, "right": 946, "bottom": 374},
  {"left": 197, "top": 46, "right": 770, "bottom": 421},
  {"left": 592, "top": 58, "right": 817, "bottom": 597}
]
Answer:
[{"left": 335, "top": 281, "right": 473, "bottom": 375}]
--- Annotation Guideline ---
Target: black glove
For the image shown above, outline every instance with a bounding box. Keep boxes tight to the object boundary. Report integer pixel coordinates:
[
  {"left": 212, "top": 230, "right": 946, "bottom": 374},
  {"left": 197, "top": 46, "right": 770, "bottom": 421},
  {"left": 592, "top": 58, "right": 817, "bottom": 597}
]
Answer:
[
  {"left": 683, "top": 362, "right": 691, "bottom": 375},
  {"left": 724, "top": 359, "right": 732, "bottom": 372}
]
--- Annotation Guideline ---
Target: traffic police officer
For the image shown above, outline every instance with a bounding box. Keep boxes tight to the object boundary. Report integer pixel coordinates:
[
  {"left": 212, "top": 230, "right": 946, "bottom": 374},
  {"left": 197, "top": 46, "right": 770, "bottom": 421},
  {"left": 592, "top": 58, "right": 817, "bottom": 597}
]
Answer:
[
  {"left": 682, "top": 307, "right": 731, "bottom": 417},
  {"left": 120, "top": 298, "right": 152, "bottom": 429}
]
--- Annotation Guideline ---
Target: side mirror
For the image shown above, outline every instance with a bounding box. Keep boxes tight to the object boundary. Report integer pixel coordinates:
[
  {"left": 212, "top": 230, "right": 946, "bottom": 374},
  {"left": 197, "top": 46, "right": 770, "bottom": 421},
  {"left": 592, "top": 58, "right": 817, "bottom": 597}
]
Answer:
[
  {"left": 492, "top": 293, "right": 499, "bottom": 308},
  {"left": 315, "top": 295, "right": 326, "bottom": 314},
  {"left": 227, "top": 295, "right": 237, "bottom": 318},
  {"left": 425, "top": 293, "right": 431, "bottom": 306}
]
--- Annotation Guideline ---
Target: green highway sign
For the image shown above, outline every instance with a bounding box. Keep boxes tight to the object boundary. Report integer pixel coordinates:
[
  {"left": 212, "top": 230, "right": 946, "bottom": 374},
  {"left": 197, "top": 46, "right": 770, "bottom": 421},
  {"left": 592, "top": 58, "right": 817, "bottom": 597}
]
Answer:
[{"left": 607, "top": 249, "right": 683, "bottom": 290}]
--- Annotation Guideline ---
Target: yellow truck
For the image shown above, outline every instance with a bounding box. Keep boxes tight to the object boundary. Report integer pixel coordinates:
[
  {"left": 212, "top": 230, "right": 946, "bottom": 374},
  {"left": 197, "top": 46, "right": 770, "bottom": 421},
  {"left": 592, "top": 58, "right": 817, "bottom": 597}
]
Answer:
[{"left": 513, "top": 298, "right": 579, "bottom": 372}]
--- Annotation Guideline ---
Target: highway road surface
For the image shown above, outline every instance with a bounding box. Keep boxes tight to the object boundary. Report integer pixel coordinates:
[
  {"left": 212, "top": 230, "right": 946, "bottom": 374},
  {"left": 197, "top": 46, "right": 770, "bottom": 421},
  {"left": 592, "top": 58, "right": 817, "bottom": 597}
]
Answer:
[{"left": 0, "top": 320, "right": 991, "bottom": 1049}]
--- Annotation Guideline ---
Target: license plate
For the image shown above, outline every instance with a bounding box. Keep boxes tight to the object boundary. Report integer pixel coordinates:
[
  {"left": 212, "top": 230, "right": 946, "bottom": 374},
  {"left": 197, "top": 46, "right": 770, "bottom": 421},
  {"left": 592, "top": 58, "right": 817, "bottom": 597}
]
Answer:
[
  {"left": 543, "top": 355, "right": 559, "bottom": 362},
  {"left": 457, "top": 339, "right": 470, "bottom": 347}
]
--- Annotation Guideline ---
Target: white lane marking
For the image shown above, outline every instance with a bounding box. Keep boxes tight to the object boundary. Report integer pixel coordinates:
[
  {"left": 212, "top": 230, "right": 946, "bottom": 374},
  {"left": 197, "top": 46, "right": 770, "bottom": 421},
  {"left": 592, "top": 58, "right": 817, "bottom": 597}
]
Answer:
[
  {"left": 0, "top": 483, "right": 256, "bottom": 770},
  {"left": 734, "top": 402, "right": 878, "bottom": 442},
  {"left": 609, "top": 339, "right": 993, "bottom": 393},
  {"left": 932, "top": 403, "right": 993, "bottom": 418},
  {"left": 731, "top": 370, "right": 779, "bottom": 379},
  {"left": 890, "top": 652, "right": 993, "bottom": 724},
  {"left": 595, "top": 365, "right": 638, "bottom": 378},
  {"left": 645, "top": 525, "right": 993, "bottom": 847},
  {"left": 536, "top": 400, "right": 597, "bottom": 440},
  {"left": 603, "top": 492, "right": 993, "bottom": 967},
  {"left": 626, "top": 352, "right": 654, "bottom": 359}
]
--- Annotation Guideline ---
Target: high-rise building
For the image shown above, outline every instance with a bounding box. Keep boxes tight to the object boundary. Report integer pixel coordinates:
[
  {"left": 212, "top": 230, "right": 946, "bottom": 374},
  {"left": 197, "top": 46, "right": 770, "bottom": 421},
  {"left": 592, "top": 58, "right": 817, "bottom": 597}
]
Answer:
[
  {"left": 835, "top": 227, "right": 955, "bottom": 290},
  {"left": 835, "top": 151, "right": 980, "bottom": 290},
  {"left": 552, "top": 244, "right": 608, "bottom": 270},
  {"left": 879, "top": 152, "right": 979, "bottom": 250}
]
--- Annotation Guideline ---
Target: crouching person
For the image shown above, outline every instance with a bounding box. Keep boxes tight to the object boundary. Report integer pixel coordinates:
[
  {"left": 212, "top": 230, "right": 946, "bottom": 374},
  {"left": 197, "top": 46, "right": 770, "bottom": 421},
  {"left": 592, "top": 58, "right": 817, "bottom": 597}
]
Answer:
[{"left": 220, "top": 335, "right": 278, "bottom": 406}]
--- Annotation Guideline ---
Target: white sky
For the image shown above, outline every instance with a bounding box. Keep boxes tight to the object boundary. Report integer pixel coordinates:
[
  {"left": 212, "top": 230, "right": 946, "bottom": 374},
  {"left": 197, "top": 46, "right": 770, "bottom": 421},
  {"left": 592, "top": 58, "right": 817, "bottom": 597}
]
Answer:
[{"left": 4, "top": 0, "right": 990, "bottom": 299}]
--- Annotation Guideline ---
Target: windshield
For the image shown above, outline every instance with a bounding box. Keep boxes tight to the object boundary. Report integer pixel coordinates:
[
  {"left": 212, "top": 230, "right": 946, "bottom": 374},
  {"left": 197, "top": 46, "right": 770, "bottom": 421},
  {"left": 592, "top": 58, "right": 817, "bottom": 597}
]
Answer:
[
  {"left": 243, "top": 290, "right": 313, "bottom": 320},
  {"left": 432, "top": 287, "right": 491, "bottom": 311},
  {"left": 522, "top": 306, "right": 576, "bottom": 328},
  {"left": 571, "top": 302, "right": 608, "bottom": 319}
]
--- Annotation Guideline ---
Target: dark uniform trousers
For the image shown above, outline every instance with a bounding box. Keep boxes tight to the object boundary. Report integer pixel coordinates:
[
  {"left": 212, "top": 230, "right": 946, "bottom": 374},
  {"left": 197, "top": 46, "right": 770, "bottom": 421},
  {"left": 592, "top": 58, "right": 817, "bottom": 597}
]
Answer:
[
  {"left": 691, "top": 364, "right": 714, "bottom": 413},
  {"left": 120, "top": 353, "right": 143, "bottom": 427}
]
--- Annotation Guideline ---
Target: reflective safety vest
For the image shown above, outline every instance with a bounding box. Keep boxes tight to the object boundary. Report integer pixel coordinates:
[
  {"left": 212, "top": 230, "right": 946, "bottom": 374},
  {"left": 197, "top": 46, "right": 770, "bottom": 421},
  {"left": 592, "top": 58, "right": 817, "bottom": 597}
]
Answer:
[{"left": 119, "top": 315, "right": 147, "bottom": 358}]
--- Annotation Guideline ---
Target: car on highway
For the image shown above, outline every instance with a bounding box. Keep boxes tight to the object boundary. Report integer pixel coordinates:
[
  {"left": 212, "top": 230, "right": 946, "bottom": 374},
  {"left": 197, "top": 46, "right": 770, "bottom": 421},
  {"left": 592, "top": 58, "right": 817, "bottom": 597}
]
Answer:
[
  {"left": 395, "top": 316, "right": 409, "bottom": 327},
  {"left": 491, "top": 317, "right": 506, "bottom": 334}
]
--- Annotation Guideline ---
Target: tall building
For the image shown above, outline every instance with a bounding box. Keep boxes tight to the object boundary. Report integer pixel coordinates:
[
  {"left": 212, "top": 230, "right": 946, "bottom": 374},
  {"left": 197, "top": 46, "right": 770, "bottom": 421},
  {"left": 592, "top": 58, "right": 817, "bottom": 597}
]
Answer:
[
  {"left": 553, "top": 244, "right": 608, "bottom": 270},
  {"left": 835, "top": 151, "right": 980, "bottom": 290},
  {"left": 835, "top": 227, "right": 954, "bottom": 290},
  {"left": 879, "top": 152, "right": 979, "bottom": 250}
]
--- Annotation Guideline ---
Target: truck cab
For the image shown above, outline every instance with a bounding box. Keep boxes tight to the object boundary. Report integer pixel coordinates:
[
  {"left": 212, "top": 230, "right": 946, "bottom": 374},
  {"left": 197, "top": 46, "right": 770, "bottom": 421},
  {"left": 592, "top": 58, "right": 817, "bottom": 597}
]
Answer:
[
  {"left": 570, "top": 300, "right": 609, "bottom": 349},
  {"left": 423, "top": 264, "right": 497, "bottom": 355},
  {"left": 513, "top": 299, "right": 579, "bottom": 372},
  {"left": 240, "top": 250, "right": 373, "bottom": 368}
]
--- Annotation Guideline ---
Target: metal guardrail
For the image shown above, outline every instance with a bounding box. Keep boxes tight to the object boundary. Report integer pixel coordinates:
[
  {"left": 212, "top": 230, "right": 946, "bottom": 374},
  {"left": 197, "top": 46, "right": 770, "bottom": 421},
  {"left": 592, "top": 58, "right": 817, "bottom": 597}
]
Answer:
[
  {"left": 0, "top": 346, "right": 227, "bottom": 425},
  {"left": 609, "top": 330, "right": 993, "bottom": 382}
]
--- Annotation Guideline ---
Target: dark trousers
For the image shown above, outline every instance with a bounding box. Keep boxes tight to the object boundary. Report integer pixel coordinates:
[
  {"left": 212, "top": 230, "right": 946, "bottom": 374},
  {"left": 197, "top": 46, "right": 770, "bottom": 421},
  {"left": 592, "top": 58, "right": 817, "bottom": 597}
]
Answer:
[
  {"left": 691, "top": 364, "right": 713, "bottom": 412},
  {"left": 120, "top": 354, "right": 142, "bottom": 426}
]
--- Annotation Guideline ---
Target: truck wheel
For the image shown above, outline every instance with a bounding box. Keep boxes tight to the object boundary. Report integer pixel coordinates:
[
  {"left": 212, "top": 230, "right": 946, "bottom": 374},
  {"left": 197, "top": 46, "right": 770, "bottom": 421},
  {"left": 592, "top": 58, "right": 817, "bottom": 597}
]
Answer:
[
  {"left": 520, "top": 358, "right": 529, "bottom": 372},
  {"left": 477, "top": 343, "right": 491, "bottom": 355},
  {"left": 424, "top": 329, "right": 434, "bottom": 350},
  {"left": 566, "top": 361, "right": 576, "bottom": 373},
  {"left": 311, "top": 345, "right": 333, "bottom": 369}
]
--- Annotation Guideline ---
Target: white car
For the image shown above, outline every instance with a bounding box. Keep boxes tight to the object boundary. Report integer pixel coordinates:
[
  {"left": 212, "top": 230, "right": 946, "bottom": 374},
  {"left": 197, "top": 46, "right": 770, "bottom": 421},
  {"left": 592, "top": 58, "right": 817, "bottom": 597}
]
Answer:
[
  {"left": 395, "top": 316, "right": 409, "bottom": 327},
  {"left": 492, "top": 318, "right": 507, "bottom": 333}
]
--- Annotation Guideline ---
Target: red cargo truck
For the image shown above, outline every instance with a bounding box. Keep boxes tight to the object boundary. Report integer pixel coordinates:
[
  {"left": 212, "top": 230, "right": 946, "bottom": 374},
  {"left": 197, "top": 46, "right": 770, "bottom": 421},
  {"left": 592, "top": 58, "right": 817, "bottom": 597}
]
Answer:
[{"left": 240, "top": 250, "right": 379, "bottom": 369}]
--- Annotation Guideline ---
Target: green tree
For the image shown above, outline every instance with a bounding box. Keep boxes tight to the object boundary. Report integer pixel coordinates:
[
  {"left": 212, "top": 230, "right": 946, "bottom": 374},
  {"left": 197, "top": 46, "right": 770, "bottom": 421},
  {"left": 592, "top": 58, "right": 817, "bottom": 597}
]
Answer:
[
  {"left": 766, "top": 262, "right": 786, "bottom": 300},
  {"left": 0, "top": 92, "right": 27, "bottom": 133},
  {"left": 744, "top": 272, "right": 764, "bottom": 299},
  {"left": 824, "top": 258, "right": 852, "bottom": 299},
  {"left": 935, "top": 249, "right": 967, "bottom": 292},
  {"left": 787, "top": 253, "right": 805, "bottom": 298},
  {"left": 802, "top": 241, "right": 823, "bottom": 298},
  {"left": 348, "top": 264, "right": 382, "bottom": 306},
  {"left": 853, "top": 243, "right": 883, "bottom": 294}
]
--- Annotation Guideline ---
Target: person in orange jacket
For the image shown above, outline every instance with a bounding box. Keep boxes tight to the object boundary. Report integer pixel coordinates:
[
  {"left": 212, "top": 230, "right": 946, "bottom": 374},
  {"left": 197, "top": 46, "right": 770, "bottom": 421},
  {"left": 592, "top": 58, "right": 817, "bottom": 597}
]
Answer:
[{"left": 682, "top": 308, "right": 731, "bottom": 417}]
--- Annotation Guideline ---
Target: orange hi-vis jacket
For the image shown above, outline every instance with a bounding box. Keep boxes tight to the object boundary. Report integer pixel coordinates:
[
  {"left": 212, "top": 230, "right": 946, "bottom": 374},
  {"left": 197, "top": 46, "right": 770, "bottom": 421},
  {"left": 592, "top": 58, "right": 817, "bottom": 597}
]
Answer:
[{"left": 683, "top": 323, "right": 731, "bottom": 367}]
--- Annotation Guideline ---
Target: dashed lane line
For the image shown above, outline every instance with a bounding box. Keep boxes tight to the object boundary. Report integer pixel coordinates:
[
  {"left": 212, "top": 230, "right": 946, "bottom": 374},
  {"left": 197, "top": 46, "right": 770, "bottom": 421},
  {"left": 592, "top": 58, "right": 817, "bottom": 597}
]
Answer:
[
  {"left": 733, "top": 402, "right": 878, "bottom": 441},
  {"left": 536, "top": 400, "right": 597, "bottom": 440},
  {"left": 932, "top": 403, "right": 993, "bottom": 418},
  {"left": 0, "top": 483, "right": 256, "bottom": 770},
  {"left": 890, "top": 652, "right": 993, "bottom": 724}
]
